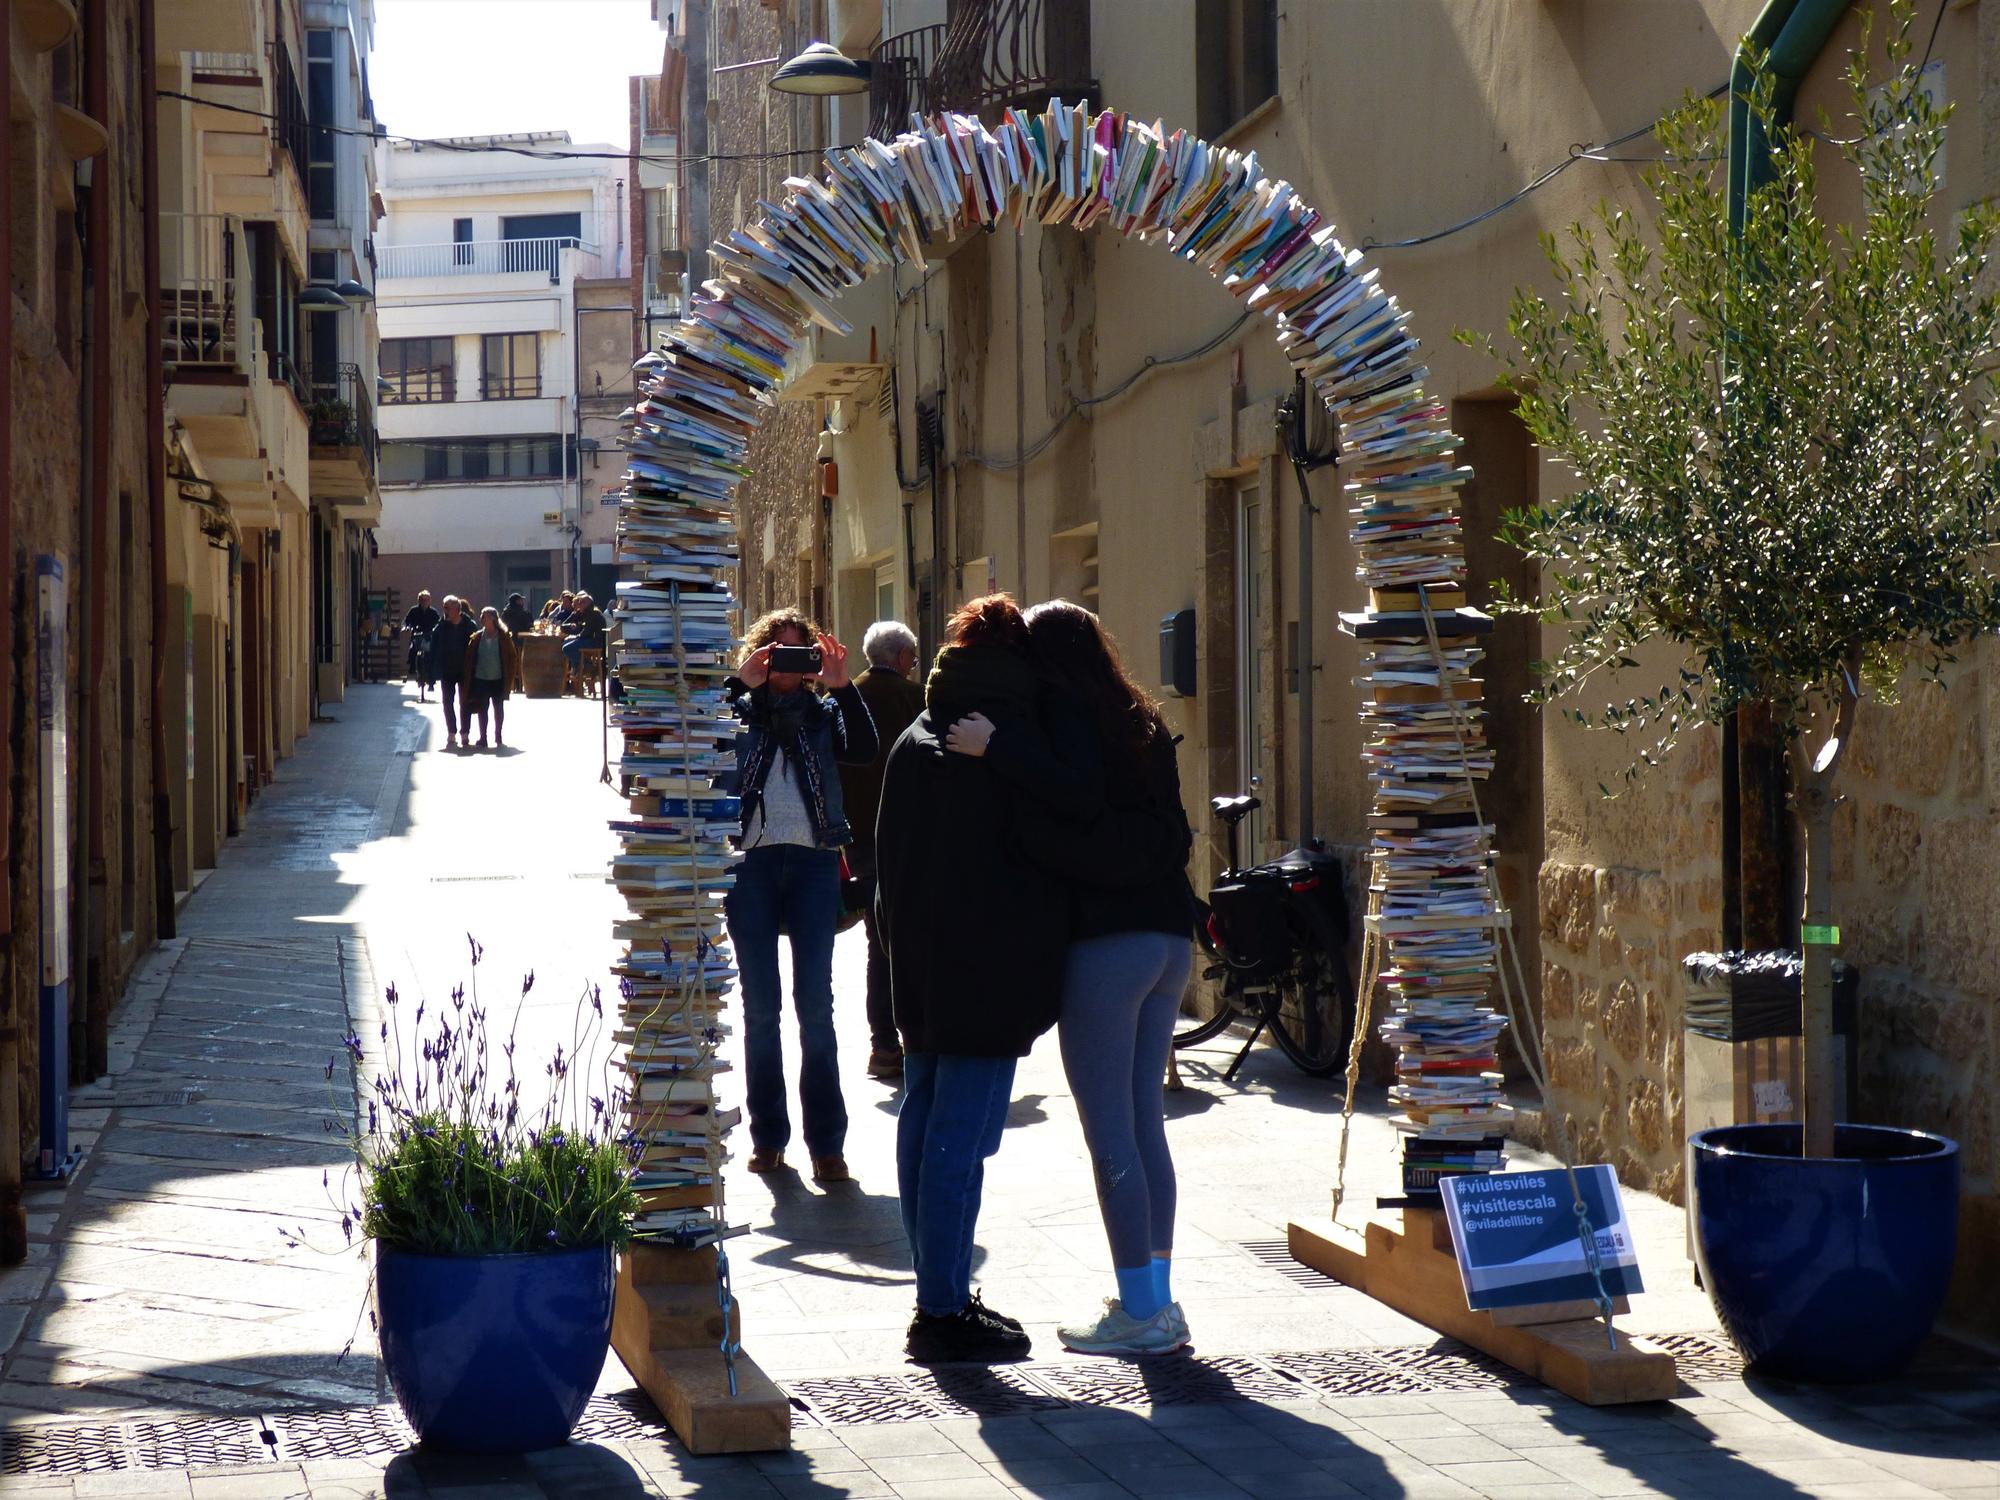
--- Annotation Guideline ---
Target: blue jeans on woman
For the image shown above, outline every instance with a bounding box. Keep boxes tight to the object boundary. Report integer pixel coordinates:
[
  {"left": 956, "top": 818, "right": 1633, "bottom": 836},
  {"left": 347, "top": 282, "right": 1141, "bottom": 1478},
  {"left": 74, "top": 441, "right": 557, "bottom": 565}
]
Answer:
[
  {"left": 897, "top": 1053, "right": 1017, "bottom": 1315},
  {"left": 724, "top": 843, "right": 847, "bottom": 1159}
]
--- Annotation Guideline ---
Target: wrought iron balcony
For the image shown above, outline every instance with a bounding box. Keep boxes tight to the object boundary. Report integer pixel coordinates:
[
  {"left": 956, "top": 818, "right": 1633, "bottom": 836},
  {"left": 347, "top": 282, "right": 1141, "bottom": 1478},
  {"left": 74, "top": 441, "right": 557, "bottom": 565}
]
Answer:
[
  {"left": 869, "top": 24, "right": 942, "bottom": 140},
  {"left": 929, "top": 0, "right": 1095, "bottom": 123},
  {"left": 308, "top": 362, "right": 374, "bottom": 456}
]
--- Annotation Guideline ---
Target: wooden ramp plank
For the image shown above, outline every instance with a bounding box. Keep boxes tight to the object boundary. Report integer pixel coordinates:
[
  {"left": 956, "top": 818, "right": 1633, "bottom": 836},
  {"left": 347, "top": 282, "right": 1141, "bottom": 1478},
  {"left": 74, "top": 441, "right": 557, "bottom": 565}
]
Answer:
[
  {"left": 612, "top": 1248, "right": 791, "bottom": 1454},
  {"left": 1288, "top": 1214, "right": 1677, "bottom": 1407}
]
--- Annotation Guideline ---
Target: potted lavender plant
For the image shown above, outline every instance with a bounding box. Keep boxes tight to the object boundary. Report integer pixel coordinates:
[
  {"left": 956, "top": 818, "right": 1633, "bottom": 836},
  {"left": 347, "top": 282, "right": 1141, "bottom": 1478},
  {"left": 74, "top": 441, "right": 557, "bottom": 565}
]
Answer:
[{"left": 323, "top": 941, "right": 638, "bottom": 1452}]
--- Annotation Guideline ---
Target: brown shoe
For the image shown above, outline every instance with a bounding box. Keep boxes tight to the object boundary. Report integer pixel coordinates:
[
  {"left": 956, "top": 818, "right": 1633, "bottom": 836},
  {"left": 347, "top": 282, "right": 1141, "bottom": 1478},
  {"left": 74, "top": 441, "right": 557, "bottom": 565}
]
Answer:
[
  {"left": 866, "top": 1048, "right": 904, "bottom": 1080},
  {"left": 811, "top": 1155, "right": 851, "bottom": 1184},
  {"left": 747, "top": 1148, "right": 785, "bottom": 1173}
]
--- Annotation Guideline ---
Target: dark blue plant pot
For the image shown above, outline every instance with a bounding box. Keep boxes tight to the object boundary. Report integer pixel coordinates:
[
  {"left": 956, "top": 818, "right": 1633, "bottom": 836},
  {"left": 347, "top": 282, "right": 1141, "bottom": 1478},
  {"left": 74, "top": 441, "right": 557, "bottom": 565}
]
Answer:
[
  {"left": 376, "top": 1244, "right": 614, "bottom": 1452},
  {"left": 1690, "top": 1123, "right": 1958, "bottom": 1382}
]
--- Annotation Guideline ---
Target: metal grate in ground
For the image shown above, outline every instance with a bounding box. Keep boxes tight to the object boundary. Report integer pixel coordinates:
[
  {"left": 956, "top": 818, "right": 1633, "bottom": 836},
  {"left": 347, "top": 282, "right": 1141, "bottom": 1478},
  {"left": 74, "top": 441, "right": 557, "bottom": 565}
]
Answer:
[
  {"left": 1238, "top": 1237, "right": 1345, "bottom": 1289},
  {"left": 0, "top": 1335, "right": 1765, "bottom": 1472}
]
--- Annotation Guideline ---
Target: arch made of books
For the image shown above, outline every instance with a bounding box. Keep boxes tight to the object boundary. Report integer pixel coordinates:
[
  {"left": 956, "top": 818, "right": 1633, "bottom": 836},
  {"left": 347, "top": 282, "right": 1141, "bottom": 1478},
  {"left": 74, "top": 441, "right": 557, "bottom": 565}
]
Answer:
[{"left": 608, "top": 101, "right": 1507, "bottom": 1450}]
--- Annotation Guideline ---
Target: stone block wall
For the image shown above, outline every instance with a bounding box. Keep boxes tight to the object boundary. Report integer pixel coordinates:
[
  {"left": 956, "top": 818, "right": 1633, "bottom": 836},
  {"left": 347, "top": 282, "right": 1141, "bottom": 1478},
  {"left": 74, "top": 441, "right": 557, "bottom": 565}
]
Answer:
[{"left": 1537, "top": 726, "right": 1726, "bottom": 1206}]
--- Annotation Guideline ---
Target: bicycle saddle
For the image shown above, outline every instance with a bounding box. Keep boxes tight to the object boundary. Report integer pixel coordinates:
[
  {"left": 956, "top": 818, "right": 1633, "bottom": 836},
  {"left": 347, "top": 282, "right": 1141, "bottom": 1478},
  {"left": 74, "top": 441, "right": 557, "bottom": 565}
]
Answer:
[{"left": 1211, "top": 794, "right": 1261, "bottom": 822}]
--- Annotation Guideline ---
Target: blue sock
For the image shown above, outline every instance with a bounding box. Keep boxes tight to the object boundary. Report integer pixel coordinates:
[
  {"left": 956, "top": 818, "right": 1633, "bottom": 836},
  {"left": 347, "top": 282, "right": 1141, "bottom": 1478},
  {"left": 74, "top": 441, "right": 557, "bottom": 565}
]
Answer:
[
  {"left": 1152, "top": 1255, "right": 1173, "bottom": 1309},
  {"left": 1116, "top": 1264, "right": 1162, "bottom": 1321}
]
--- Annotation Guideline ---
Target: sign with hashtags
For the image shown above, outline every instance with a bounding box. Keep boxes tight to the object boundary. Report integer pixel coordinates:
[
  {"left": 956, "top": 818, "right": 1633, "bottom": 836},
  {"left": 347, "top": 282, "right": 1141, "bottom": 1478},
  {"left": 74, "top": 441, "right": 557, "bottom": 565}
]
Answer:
[{"left": 1439, "top": 1166, "right": 1644, "bottom": 1311}]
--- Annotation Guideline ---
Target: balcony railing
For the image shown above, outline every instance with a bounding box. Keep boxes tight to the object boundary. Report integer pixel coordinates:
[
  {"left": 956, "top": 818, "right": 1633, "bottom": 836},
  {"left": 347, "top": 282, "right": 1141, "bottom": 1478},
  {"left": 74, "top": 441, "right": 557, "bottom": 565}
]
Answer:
[
  {"left": 162, "top": 212, "right": 248, "bottom": 372},
  {"left": 273, "top": 42, "right": 311, "bottom": 194},
  {"left": 307, "top": 361, "right": 376, "bottom": 468},
  {"left": 930, "top": 0, "right": 1095, "bottom": 121},
  {"left": 870, "top": 24, "right": 943, "bottom": 140},
  {"left": 379, "top": 236, "right": 598, "bottom": 282}
]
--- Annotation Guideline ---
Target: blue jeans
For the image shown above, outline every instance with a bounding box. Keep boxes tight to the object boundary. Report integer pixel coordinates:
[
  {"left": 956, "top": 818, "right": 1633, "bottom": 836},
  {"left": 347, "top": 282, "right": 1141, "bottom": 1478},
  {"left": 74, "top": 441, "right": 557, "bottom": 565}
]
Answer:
[
  {"left": 724, "top": 844, "right": 847, "bottom": 1158},
  {"left": 897, "top": 1052, "right": 1017, "bottom": 1315}
]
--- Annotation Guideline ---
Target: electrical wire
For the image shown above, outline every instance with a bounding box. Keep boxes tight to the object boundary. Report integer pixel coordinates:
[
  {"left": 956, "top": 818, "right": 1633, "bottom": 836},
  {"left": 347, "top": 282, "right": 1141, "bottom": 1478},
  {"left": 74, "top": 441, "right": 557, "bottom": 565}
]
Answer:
[
  {"left": 158, "top": 88, "right": 848, "bottom": 168},
  {"left": 959, "top": 310, "right": 1256, "bottom": 473},
  {"left": 1362, "top": 82, "right": 1729, "bottom": 250}
]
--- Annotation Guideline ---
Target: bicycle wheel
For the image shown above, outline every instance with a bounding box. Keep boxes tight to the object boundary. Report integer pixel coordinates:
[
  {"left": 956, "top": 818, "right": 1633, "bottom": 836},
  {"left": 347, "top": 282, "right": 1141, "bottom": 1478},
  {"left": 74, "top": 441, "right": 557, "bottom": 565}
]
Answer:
[
  {"left": 1261, "top": 945, "right": 1357, "bottom": 1077},
  {"left": 1173, "top": 960, "right": 1243, "bottom": 1048}
]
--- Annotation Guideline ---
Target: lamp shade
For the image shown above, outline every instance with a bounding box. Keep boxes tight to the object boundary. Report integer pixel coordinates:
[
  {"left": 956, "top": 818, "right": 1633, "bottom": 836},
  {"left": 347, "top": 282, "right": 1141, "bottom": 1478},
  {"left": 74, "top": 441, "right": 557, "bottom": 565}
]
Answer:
[
  {"left": 769, "top": 41, "right": 871, "bottom": 97},
  {"left": 333, "top": 278, "right": 373, "bottom": 302},
  {"left": 299, "top": 285, "right": 346, "bottom": 309}
]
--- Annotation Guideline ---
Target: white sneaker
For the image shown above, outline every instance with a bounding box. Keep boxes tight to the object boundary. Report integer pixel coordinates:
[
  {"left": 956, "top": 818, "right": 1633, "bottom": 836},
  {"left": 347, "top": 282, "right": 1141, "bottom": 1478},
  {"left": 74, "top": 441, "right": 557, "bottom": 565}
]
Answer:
[
  {"left": 1057, "top": 1299, "right": 1187, "bottom": 1357},
  {"left": 1165, "top": 1301, "right": 1189, "bottom": 1346}
]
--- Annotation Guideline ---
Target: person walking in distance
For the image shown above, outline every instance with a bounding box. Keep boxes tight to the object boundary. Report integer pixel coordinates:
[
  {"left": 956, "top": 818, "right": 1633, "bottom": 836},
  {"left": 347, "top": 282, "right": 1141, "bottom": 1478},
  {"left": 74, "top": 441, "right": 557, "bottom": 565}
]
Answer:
[
  {"left": 875, "top": 595, "right": 1103, "bottom": 1363},
  {"left": 724, "top": 610, "right": 877, "bottom": 1184},
  {"left": 836, "top": 620, "right": 924, "bottom": 1081},
  {"left": 428, "top": 596, "right": 477, "bottom": 750},
  {"left": 1020, "top": 601, "right": 1197, "bottom": 1357},
  {"left": 463, "top": 606, "right": 518, "bottom": 751},
  {"left": 402, "top": 590, "right": 440, "bottom": 703}
]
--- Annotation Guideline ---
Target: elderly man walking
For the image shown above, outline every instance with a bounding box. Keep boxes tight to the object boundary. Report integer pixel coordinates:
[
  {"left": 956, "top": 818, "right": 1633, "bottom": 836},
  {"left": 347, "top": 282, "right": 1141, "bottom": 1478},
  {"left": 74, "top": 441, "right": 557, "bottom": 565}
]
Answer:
[{"left": 837, "top": 620, "right": 925, "bottom": 1080}]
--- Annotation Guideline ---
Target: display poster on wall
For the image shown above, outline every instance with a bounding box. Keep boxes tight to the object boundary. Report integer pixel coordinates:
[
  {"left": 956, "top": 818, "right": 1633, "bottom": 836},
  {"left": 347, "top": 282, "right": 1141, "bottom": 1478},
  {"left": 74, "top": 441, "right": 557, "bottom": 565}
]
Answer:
[
  {"left": 1440, "top": 1166, "right": 1644, "bottom": 1311},
  {"left": 36, "top": 556, "right": 75, "bottom": 1178}
]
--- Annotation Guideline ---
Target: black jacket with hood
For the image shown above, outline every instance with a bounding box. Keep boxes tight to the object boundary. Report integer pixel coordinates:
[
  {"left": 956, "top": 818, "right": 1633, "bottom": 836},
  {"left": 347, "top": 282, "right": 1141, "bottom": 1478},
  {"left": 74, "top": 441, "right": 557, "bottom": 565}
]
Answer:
[{"left": 874, "top": 643, "right": 1101, "bottom": 1057}]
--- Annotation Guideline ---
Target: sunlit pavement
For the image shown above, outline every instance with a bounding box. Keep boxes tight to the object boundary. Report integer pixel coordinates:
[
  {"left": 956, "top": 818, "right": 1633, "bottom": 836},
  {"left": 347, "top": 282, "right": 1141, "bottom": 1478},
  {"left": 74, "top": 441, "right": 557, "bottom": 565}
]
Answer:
[{"left": 1, "top": 682, "right": 1995, "bottom": 1497}]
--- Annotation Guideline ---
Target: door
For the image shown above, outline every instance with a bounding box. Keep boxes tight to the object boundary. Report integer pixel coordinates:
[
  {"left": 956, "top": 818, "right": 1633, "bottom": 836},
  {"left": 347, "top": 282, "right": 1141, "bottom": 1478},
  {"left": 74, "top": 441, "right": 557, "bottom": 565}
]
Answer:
[{"left": 1234, "top": 482, "right": 1268, "bottom": 858}]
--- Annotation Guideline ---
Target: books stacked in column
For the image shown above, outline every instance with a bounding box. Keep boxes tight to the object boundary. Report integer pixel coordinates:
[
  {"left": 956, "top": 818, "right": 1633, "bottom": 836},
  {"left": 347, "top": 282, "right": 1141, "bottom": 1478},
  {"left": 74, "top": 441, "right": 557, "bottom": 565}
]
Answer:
[{"left": 611, "top": 272, "right": 813, "bottom": 1246}]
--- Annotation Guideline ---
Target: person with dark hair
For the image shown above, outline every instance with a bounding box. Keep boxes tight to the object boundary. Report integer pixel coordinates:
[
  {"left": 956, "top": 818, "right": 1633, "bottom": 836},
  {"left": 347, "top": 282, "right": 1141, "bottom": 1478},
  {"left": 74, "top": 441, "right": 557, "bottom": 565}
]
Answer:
[
  {"left": 724, "top": 608, "right": 877, "bottom": 1185},
  {"left": 875, "top": 593, "right": 1102, "bottom": 1364},
  {"left": 1020, "top": 600, "right": 1195, "bottom": 1357},
  {"left": 402, "top": 590, "right": 440, "bottom": 703}
]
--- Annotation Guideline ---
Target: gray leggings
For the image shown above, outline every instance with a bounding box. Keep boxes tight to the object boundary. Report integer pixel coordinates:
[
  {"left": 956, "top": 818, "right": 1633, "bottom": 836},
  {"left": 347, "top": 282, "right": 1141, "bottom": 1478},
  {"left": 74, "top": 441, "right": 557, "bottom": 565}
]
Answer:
[{"left": 1057, "top": 932, "right": 1193, "bottom": 1270}]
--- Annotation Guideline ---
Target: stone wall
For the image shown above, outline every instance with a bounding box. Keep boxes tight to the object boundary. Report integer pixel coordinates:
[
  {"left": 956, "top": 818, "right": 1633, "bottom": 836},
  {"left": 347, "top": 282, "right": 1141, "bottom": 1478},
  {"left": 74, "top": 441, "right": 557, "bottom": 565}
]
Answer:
[
  {"left": 1538, "top": 727, "right": 1726, "bottom": 1206},
  {"left": 7, "top": 0, "right": 162, "bottom": 1184}
]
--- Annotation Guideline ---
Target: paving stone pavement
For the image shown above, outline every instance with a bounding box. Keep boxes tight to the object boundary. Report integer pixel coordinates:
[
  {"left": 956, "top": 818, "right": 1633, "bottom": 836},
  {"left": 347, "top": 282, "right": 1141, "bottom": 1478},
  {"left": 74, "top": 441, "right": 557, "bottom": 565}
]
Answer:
[{"left": 0, "top": 683, "right": 1995, "bottom": 1498}]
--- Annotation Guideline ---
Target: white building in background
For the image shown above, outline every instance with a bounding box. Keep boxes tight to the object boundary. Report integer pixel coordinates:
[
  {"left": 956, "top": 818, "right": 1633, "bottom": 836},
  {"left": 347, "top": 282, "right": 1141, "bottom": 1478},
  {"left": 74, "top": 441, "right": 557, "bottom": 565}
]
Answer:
[{"left": 372, "top": 135, "right": 631, "bottom": 614}]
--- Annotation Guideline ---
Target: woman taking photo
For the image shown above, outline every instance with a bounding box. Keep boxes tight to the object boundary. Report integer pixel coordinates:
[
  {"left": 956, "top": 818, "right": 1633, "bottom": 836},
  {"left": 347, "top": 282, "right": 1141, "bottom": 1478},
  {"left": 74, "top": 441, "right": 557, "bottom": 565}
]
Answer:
[
  {"left": 876, "top": 594, "right": 1100, "bottom": 1364},
  {"left": 1022, "top": 600, "right": 1195, "bottom": 1357},
  {"left": 725, "top": 610, "right": 876, "bottom": 1184}
]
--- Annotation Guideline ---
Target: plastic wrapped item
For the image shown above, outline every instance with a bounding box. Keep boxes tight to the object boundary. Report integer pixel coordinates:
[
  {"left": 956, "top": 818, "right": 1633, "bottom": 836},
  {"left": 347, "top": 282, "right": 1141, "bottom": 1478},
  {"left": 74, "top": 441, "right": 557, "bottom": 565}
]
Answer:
[{"left": 1680, "top": 950, "right": 1857, "bottom": 1042}]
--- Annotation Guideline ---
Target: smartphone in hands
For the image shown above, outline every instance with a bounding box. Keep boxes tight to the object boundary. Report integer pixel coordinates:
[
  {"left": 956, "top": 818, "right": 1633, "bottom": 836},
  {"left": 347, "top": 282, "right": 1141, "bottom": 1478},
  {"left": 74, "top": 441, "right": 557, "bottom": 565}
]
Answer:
[{"left": 768, "top": 643, "right": 824, "bottom": 675}]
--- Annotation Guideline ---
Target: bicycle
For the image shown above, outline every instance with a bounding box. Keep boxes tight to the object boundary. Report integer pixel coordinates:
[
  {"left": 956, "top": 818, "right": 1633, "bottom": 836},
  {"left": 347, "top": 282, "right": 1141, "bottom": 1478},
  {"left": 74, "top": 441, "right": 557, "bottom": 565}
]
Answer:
[{"left": 1173, "top": 792, "right": 1358, "bottom": 1079}]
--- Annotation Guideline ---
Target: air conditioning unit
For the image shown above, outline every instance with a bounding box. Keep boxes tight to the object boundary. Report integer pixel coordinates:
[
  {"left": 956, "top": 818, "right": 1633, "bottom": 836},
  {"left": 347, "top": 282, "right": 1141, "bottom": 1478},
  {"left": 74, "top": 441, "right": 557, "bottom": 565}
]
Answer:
[{"left": 542, "top": 511, "right": 562, "bottom": 526}]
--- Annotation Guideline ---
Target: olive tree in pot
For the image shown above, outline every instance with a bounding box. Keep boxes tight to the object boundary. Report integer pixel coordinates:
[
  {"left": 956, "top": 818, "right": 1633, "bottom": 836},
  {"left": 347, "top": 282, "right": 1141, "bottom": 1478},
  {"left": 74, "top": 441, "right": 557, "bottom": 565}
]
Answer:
[
  {"left": 309, "top": 942, "right": 639, "bottom": 1451},
  {"left": 1470, "top": 4, "right": 1998, "bottom": 1381}
]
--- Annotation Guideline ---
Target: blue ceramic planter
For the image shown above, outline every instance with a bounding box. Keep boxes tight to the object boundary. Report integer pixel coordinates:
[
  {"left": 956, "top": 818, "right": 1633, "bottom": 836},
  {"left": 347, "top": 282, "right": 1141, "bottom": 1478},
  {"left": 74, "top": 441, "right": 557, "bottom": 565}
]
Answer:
[
  {"left": 1690, "top": 1123, "right": 1958, "bottom": 1383},
  {"left": 375, "top": 1243, "right": 614, "bottom": 1451}
]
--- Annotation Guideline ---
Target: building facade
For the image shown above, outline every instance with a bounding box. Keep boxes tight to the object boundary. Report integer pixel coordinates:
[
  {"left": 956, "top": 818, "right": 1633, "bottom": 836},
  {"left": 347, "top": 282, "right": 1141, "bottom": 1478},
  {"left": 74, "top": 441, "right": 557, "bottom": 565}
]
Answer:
[
  {"left": 683, "top": 0, "right": 2000, "bottom": 1339},
  {"left": 372, "top": 135, "right": 631, "bottom": 616}
]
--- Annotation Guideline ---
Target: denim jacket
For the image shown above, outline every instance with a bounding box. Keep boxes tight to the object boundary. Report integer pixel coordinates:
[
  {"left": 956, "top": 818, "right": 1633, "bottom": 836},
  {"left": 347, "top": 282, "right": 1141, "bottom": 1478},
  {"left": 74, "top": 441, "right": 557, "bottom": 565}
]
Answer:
[{"left": 726, "top": 681, "right": 879, "bottom": 849}]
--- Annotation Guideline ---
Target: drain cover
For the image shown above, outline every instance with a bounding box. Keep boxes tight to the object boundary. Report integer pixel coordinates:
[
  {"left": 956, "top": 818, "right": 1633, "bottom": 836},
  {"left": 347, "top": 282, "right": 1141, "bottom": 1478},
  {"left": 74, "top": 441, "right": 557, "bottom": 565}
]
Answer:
[
  {"left": 1239, "top": 1237, "right": 1344, "bottom": 1289},
  {"left": 1646, "top": 1331, "right": 1745, "bottom": 1382},
  {"left": 110, "top": 1090, "right": 205, "bottom": 1109}
]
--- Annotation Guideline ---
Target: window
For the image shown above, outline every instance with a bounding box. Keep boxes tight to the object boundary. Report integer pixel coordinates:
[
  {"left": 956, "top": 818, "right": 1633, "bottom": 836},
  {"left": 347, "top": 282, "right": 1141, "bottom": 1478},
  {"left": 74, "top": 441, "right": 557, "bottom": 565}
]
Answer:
[
  {"left": 500, "top": 212, "right": 583, "bottom": 275},
  {"left": 453, "top": 217, "right": 473, "bottom": 267},
  {"left": 1195, "top": 0, "right": 1278, "bottom": 141},
  {"left": 481, "top": 333, "right": 540, "bottom": 399},
  {"left": 380, "top": 336, "right": 455, "bottom": 403},
  {"left": 379, "top": 435, "right": 571, "bottom": 485},
  {"left": 306, "top": 29, "right": 337, "bottom": 220}
]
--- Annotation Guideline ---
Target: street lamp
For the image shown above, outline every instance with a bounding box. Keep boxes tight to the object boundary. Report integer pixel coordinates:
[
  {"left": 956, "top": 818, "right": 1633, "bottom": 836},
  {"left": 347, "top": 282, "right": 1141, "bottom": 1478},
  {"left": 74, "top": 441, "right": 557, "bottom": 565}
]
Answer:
[
  {"left": 299, "top": 285, "right": 345, "bottom": 310},
  {"left": 768, "top": 41, "right": 871, "bottom": 97},
  {"left": 332, "top": 278, "right": 373, "bottom": 302}
]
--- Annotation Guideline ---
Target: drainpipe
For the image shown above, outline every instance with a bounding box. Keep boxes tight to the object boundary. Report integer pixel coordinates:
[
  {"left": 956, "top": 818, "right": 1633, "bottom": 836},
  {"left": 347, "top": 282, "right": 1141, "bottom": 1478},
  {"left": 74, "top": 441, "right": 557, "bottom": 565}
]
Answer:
[
  {"left": 1721, "top": 0, "right": 1846, "bottom": 952},
  {"left": 79, "top": 0, "right": 113, "bottom": 1081},
  {"left": 0, "top": 0, "right": 24, "bottom": 1264},
  {"left": 143, "top": 0, "right": 173, "bottom": 944}
]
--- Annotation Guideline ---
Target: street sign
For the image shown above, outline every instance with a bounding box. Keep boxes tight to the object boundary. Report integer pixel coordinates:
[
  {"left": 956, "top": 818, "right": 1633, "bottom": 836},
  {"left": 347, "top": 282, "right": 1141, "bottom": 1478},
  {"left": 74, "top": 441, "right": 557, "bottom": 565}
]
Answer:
[{"left": 1439, "top": 1166, "right": 1643, "bottom": 1311}]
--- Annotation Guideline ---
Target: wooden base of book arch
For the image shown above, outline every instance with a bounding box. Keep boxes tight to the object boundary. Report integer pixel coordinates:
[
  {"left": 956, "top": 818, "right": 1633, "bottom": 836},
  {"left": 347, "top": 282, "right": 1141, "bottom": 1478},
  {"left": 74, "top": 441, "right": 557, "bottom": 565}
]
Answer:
[{"left": 608, "top": 99, "right": 1672, "bottom": 1454}]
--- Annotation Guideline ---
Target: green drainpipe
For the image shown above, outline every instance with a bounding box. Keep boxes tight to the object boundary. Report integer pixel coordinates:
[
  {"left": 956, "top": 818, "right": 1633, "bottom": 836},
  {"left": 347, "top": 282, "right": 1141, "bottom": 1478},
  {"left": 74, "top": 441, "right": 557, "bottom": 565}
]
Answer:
[{"left": 1728, "top": 0, "right": 1850, "bottom": 233}]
